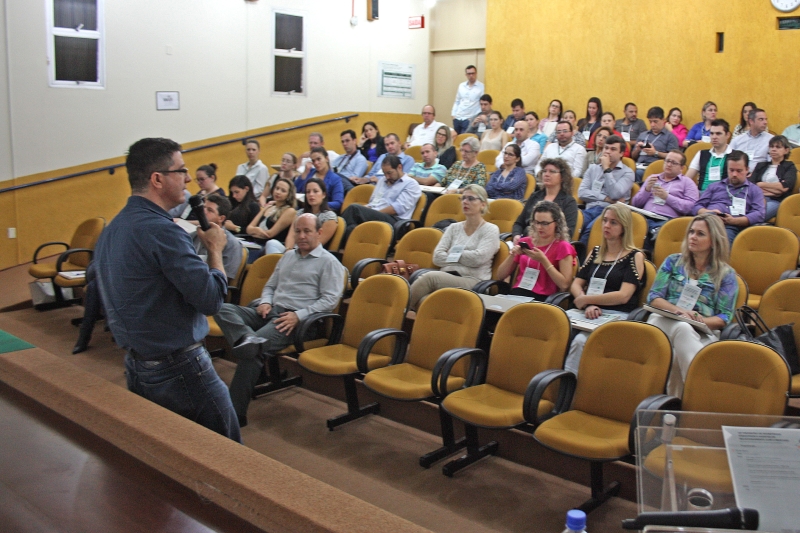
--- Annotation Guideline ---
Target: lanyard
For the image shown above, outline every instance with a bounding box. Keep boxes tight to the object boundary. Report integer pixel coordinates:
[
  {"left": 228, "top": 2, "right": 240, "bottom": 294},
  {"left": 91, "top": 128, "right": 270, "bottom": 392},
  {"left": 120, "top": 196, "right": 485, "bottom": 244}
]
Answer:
[
  {"left": 591, "top": 249, "right": 623, "bottom": 280},
  {"left": 529, "top": 240, "right": 554, "bottom": 269},
  {"left": 645, "top": 132, "right": 662, "bottom": 145},
  {"left": 726, "top": 184, "right": 747, "bottom": 202},
  {"left": 558, "top": 142, "right": 574, "bottom": 156}
]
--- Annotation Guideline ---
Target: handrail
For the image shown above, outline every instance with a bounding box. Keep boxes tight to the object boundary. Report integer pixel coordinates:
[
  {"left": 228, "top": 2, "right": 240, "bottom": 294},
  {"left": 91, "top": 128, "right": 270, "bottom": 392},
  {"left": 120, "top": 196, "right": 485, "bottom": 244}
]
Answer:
[{"left": 0, "top": 113, "right": 359, "bottom": 195}]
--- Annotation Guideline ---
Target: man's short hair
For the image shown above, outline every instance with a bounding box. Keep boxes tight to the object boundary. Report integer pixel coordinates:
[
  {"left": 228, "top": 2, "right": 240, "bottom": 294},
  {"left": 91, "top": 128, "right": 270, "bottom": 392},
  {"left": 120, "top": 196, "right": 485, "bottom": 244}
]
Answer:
[
  {"left": 126, "top": 137, "right": 182, "bottom": 194},
  {"left": 244, "top": 138, "right": 260, "bottom": 148},
  {"left": 668, "top": 149, "right": 687, "bottom": 166},
  {"left": 309, "top": 132, "right": 324, "bottom": 143},
  {"left": 624, "top": 102, "right": 637, "bottom": 111},
  {"left": 710, "top": 118, "right": 730, "bottom": 133},
  {"left": 385, "top": 133, "right": 400, "bottom": 143},
  {"left": 340, "top": 129, "right": 357, "bottom": 140},
  {"left": 556, "top": 120, "right": 573, "bottom": 132},
  {"left": 382, "top": 154, "right": 402, "bottom": 170},
  {"left": 525, "top": 111, "right": 539, "bottom": 120},
  {"left": 748, "top": 108, "right": 766, "bottom": 122},
  {"left": 465, "top": 65, "right": 476, "bottom": 72},
  {"left": 297, "top": 212, "right": 323, "bottom": 231},
  {"left": 205, "top": 193, "right": 232, "bottom": 219},
  {"left": 511, "top": 98, "right": 524, "bottom": 109},
  {"left": 421, "top": 143, "right": 436, "bottom": 152},
  {"left": 479, "top": 94, "right": 492, "bottom": 104},
  {"left": 604, "top": 135, "right": 626, "bottom": 151},
  {"left": 728, "top": 149, "right": 749, "bottom": 168},
  {"left": 647, "top": 107, "right": 665, "bottom": 120}
]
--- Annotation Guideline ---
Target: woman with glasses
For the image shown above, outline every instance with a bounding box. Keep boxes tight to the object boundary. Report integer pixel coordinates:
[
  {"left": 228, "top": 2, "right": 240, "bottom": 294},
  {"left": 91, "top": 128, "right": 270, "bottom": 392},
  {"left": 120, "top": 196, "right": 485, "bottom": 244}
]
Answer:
[
  {"left": 485, "top": 143, "right": 527, "bottom": 200},
  {"left": 440, "top": 137, "right": 487, "bottom": 194},
  {"left": 225, "top": 175, "right": 261, "bottom": 235},
  {"left": 538, "top": 99, "right": 563, "bottom": 137},
  {"left": 511, "top": 158, "right": 578, "bottom": 241},
  {"left": 246, "top": 177, "right": 297, "bottom": 257},
  {"left": 497, "top": 200, "right": 576, "bottom": 301},
  {"left": 479, "top": 111, "right": 510, "bottom": 152},
  {"left": 181, "top": 163, "right": 226, "bottom": 225},
  {"left": 264, "top": 153, "right": 299, "bottom": 205},
  {"left": 236, "top": 139, "right": 269, "bottom": 199},
  {"left": 434, "top": 125, "right": 457, "bottom": 169},
  {"left": 409, "top": 185, "right": 500, "bottom": 310},
  {"left": 564, "top": 204, "right": 645, "bottom": 375}
]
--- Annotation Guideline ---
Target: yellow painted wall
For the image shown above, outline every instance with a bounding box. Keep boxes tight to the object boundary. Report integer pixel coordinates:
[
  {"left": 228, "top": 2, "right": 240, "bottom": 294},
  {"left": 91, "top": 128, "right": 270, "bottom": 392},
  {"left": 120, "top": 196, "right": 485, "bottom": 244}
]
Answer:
[
  {"left": 0, "top": 112, "right": 418, "bottom": 271},
  {"left": 486, "top": 1, "right": 800, "bottom": 133}
]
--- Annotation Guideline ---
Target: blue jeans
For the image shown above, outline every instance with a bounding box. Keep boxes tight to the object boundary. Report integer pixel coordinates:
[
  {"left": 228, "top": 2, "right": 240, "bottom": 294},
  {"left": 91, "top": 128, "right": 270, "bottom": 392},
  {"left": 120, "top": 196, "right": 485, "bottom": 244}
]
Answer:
[
  {"left": 579, "top": 205, "right": 606, "bottom": 245},
  {"left": 125, "top": 345, "right": 241, "bottom": 443},
  {"left": 725, "top": 224, "right": 743, "bottom": 245},
  {"left": 453, "top": 119, "right": 470, "bottom": 135},
  {"left": 765, "top": 197, "right": 781, "bottom": 221},
  {"left": 644, "top": 218, "right": 668, "bottom": 252}
]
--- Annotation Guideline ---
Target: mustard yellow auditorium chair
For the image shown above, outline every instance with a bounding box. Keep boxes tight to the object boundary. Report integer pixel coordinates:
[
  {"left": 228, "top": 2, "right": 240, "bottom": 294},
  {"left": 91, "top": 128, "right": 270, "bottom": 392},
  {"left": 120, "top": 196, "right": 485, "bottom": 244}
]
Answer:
[
  {"left": 642, "top": 160, "right": 665, "bottom": 182},
  {"left": 572, "top": 177, "right": 583, "bottom": 207},
  {"left": 585, "top": 210, "right": 647, "bottom": 251},
  {"left": 361, "top": 288, "right": 485, "bottom": 449},
  {"left": 652, "top": 217, "right": 692, "bottom": 268},
  {"left": 29, "top": 217, "right": 105, "bottom": 308},
  {"left": 422, "top": 194, "right": 466, "bottom": 227},
  {"left": 483, "top": 199, "right": 524, "bottom": 235},
  {"left": 523, "top": 173, "right": 536, "bottom": 200},
  {"left": 341, "top": 221, "right": 393, "bottom": 293},
  {"left": 683, "top": 142, "right": 711, "bottom": 179},
  {"left": 469, "top": 241, "right": 512, "bottom": 295},
  {"left": 775, "top": 193, "right": 800, "bottom": 238},
  {"left": 427, "top": 303, "right": 571, "bottom": 476},
  {"left": 476, "top": 149, "right": 499, "bottom": 173},
  {"left": 389, "top": 194, "right": 429, "bottom": 246},
  {"left": 621, "top": 157, "right": 637, "bottom": 173},
  {"left": 642, "top": 340, "right": 790, "bottom": 495},
  {"left": 297, "top": 275, "right": 411, "bottom": 429},
  {"left": 729, "top": 226, "right": 799, "bottom": 309},
  {"left": 454, "top": 133, "right": 478, "bottom": 146},
  {"left": 351, "top": 227, "right": 442, "bottom": 289},
  {"left": 405, "top": 145, "right": 423, "bottom": 163},
  {"left": 224, "top": 246, "right": 250, "bottom": 303},
  {"left": 529, "top": 321, "right": 673, "bottom": 513},
  {"left": 325, "top": 216, "right": 346, "bottom": 252},
  {"left": 341, "top": 184, "right": 374, "bottom": 214}
]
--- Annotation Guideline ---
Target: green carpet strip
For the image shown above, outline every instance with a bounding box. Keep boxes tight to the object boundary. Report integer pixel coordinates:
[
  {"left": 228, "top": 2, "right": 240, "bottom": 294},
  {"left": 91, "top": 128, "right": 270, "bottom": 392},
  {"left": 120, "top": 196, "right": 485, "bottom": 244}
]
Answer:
[{"left": 0, "top": 330, "right": 34, "bottom": 353}]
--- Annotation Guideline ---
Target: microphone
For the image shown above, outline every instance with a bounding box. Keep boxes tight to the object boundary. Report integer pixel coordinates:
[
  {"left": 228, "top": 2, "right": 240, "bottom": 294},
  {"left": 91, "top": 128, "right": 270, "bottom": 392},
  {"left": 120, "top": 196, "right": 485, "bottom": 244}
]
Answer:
[
  {"left": 622, "top": 507, "right": 759, "bottom": 530},
  {"left": 188, "top": 195, "right": 210, "bottom": 231}
]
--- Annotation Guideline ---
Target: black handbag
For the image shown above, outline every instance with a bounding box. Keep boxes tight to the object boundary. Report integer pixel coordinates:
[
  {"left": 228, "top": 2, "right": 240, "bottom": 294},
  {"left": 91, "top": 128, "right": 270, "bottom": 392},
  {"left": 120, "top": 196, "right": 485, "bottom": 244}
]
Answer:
[{"left": 734, "top": 306, "right": 800, "bottom": 375}]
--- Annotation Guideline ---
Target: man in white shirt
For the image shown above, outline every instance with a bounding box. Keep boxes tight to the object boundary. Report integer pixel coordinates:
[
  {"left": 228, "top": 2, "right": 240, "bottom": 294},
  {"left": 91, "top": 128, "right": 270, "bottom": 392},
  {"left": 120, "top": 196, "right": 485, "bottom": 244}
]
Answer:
[
  {"left": 729, "top": 108, "right": 773, "bottom": 171},
  {"left": 451, "top": 65, "right": 485, "bottom": 135},
  {"left": 495, "top": 121, "right": 540, "bottom": 175},
  {"left": 537, "top": 121, "right": 588, "bottom": 178},
  {"left": 686, "top": 119, "right": 733, "bottom": 192},
  {"left": 298, "top": 132, "right": 339, "bottom": 176},
  {"left": 407, "top": 105, "right": 445, "bottom": 148},
  {"left": 235, "top": 139, "right": 269, "bottom": 198}
]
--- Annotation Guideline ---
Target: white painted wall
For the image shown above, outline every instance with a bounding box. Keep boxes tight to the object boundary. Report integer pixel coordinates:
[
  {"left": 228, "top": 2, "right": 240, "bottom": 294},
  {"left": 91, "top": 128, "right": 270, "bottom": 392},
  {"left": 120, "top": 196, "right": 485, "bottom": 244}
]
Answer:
[
  {"left": 0, "top": 0, "right": 430, "bottom": 181},
  {"left": 0, "top": 0, "right": 14, "bottom": 182}
]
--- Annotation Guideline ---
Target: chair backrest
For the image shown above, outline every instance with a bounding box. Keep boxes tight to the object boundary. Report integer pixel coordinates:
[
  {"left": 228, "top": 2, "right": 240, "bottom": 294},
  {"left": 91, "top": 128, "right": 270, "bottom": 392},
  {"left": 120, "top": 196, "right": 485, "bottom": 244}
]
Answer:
[
  {"left": 642, "top": 160, "right": 664, "bottom": 181},
  {"left": 758, "top": 278, "right": 800, "bottom": 356},
  {"left": 653, "top": 217, "right": 692, "bottom": 267},
  {"left": 775, "top": 193, "right": 800, "bottom": 236},
  {"left": 405, "top": 145, "right": 423, "bottom": 163},
  {"left": 228, "top": 246, "right": 249, "bottom": 297},
  {"left": 410, "top": 193, "right": 427, "bottom": 222},
  {"left": 729, "top": 226, "right": 800, "bottom": 302},
  {"left": 735, "top": 274, "right": 749, "bottom": 310},
  {"left": 572, "top": 321, "right": 671, "bottom": 423},
  {"left": 325, "top": 217, "right": 346, "bottom": 251},
  {"left": 340, "top": 221, "right": 393, "bottom": 275},
  {"left": 572, "top": 177, "right": 582, "bottom": 206},
  {"left": 341, "top": 184, "right": 375, "bottom": 213},
  {"left": 341, "top": 275, "right": 410, "bottom": 355},
  {"left": 454, "top": 133, "right": 478, "bottom": 146},
  {"left": 621, "top": 157, "right": 637, "bottom": 173},
  {"left": 523, "top": 174, "right": 536, "bottom": 200},
  {"left": 487, "top": 303, "right": 571, "bottom": 397},
  {"left": 683, "top": 142, "right": 712, "bottom": 177},
  {"left": 477, "top": 150, "right": 499, "bottom": 172},
  {"left": 240, "top": 254, "right": 282, "bottom": 305},
  {"left": 572, "top": 209, "right": 583, "bottom": 241},
  {"left": 406, "top": 288, "right": 484, "bottom": 372},
  {"left": 587, "top": 211, "right": 647, "bottom": 249},
  {"left": 69, "top": 217, "right": 106, "bottom": 267},
  {"left": 683, "top": 341, "right": 789, "bottom": 416},
  {"left": 490, "top": 240, "right": 511, "bottom": 279},
  {"left": 483, "top": 199, "right": 524, "bottom": 234},
  {"left": 394, "top": 227, "right": 442, "bottom": 269},
  {"left": 424, "top": 194, "right": 466, "bottom": 227},
  {"left": 638, "top": 259, "right": 657, "bottom": 307},
  {"left": 629, "top": 182, "right": 640, "bottom": 201}
]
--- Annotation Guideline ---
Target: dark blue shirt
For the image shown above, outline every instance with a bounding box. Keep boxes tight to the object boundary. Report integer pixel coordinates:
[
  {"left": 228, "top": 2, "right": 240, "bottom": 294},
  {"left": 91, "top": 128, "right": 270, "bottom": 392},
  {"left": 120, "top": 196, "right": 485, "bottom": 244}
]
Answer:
[
  {"left": 94, "top": 195, "right": 227, "bottom": 359},
  {"left": 295, "top": 168, "right": 344, "bottom": 211}
]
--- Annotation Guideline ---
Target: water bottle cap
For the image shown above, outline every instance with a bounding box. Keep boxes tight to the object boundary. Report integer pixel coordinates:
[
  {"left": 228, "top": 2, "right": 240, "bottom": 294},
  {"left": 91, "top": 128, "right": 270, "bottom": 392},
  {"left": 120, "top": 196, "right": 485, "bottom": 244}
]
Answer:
[{"left": 566, "top": 509, "right": 586, "bottom": 530}]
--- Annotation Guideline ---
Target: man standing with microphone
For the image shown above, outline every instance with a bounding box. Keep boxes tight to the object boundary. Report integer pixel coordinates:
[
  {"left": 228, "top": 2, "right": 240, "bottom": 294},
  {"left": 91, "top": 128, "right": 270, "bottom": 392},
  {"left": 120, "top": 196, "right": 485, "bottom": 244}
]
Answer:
[{"left": 94, "top": 138, "right": 240, "bottom": 442}]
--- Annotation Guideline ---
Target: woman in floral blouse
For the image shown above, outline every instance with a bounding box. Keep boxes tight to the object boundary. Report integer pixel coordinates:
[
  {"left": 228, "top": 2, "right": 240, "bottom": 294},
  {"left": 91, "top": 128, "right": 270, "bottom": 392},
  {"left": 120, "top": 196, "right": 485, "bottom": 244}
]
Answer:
[{"left": 440, "top": 137, "right": 487, "bottom": 194}]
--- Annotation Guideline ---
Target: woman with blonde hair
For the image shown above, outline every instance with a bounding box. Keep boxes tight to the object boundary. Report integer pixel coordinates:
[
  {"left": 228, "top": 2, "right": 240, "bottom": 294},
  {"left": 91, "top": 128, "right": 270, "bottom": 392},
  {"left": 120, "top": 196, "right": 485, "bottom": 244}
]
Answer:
[
  {"left": 646, "top": 213, "right": 738, "bottom": 396},
  {"left": 684, "top": 101, "right": 718, "bottom": 146},
  {"left": 434, "top": 125, "right": 457, "bottom": 169},
  {"left": 565, "top": 204, "right": 645, "bottom": 374}
]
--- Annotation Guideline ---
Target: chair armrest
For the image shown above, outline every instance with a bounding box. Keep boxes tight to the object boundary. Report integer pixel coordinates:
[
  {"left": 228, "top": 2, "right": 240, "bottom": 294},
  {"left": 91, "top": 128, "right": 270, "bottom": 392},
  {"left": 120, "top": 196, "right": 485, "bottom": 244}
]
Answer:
[
  {"left": 629, "top": 394, "right": 682, "bottom": 455},
  {"left": 350, "top": 258, "right": 388, "bottom": 290},
  {"left": 523, "top": 369, "right": 577, "bottom": 425},
  {"left": 627, "top": 306, "right": 650, "bottom": 323},
  {"left": 498, "top": 232, "right": 513, "bottom": 242},
  {"left": 571, "top": 241, "right": 587, "bottom": 266},
  {"left": 409, "top": 267, "right": 436, "bottom": 286},
  {"left": 393, "top": 218, "right": 421, "bottom": 243},
  {"left": 356, "top": 328, "right": 409, "bottom": 373},
  {"left": 431, "top": 347, "right": 487, "bottom": 399},
  {"left": 56, "top": 248, "right": 93, "bottom": 272},
  {"left": 545, "top": 292, "right": 573, "bottom": 309},
  {"left": 720, "top": 322, "right": 743, "bottom": 340},
  {"left": 33, "top": 241, "right": 69, "bottom": 263},
  {"left": 780, "top": 269, "right": 800, "bottom": 280},
  {"left": 472, "top": 279, "right": 511, "bottom": 295},
  {"left": 294, "top": 312, "right": 345, "bottom": 353}
]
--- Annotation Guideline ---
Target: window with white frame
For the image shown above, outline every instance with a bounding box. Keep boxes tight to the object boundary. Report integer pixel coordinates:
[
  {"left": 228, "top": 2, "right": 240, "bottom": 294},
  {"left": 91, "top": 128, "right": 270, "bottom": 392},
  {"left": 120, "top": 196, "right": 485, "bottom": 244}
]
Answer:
[
  {"left": 46, "top": 0, "right": 105, "bottom": 88},
  {"left": 272, "top": 10, "right": 305, "bottom": 96}
]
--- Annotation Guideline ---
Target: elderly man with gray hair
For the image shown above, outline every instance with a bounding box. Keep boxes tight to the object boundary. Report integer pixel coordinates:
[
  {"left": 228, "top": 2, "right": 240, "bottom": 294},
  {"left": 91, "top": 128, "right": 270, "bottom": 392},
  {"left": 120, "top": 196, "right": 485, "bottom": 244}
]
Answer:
[{"left": 494, "top": 120, "right": 541, "bottom": 175}]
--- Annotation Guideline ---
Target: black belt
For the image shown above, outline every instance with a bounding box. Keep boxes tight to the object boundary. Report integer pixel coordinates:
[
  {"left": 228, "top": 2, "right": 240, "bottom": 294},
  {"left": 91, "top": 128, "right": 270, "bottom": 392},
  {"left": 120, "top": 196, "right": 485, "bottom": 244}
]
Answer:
[{"left": 129, "top": 342, "right": 203, "bottom": 362}]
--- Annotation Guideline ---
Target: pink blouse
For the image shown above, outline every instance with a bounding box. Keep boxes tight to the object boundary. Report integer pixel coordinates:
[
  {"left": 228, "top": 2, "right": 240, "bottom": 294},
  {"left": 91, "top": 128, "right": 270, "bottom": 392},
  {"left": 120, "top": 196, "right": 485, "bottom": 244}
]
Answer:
[
  {"left": 513, "top": 238, "right": 577, "bottom": 296},
  {"left": 670, "top": 124, "right": 689, "bottom": 145}
]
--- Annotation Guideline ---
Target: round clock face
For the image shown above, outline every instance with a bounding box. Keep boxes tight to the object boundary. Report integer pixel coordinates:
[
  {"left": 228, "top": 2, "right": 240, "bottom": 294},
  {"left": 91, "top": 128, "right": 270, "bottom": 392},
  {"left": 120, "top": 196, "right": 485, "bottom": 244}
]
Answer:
[{"left": 772, "top": 0, "right": 800, "bottom": 12}]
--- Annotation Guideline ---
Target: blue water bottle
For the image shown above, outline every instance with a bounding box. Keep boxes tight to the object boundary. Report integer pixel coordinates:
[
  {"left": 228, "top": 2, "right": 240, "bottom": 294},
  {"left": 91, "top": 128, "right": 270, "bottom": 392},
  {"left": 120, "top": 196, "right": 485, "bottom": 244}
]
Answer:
[{"left": 561, "top": 509, "right": 587, "bottom": 533}]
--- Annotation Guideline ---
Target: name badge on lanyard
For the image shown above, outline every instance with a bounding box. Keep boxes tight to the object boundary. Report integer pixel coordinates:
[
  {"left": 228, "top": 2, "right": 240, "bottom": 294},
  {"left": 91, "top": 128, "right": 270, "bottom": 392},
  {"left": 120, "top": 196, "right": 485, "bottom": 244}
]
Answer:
[
  {"left": 587, "top": 277, "right": 606, "bottom": 296},
  {"left": 447, "top": 245, "right": 465, "bottom": 263},
  {"left": 506, "top": 126, "right": 516, "bottom": 135},
  {"left": 701, "top": 135, "right": 711, "bottom": 143},
  {"left": 730, "top": 196, "right": 746, "bottom": 216},
  {"left": 592, "top": 177, "right": 604, "bottom": 193},
  {"left": 676, "top": 279, "right": 702, "bottom": 310},
  {"left": 445, "top": 179, "right": 463, "bottom": 192},
  {"left": 518, "top": 263, "right": 541, "bottom": 291},
  {"left": 708, "top": 165, "right": 721, "bottom": 183},
  {"left": 622, "top": 131, "right": 631, "bottom": 142}
]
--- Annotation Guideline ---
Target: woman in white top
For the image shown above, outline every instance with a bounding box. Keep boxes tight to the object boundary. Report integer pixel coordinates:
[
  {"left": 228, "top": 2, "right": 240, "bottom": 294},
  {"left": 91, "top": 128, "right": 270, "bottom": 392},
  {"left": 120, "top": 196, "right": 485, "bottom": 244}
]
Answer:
[
  {"left": 409, "top": 184, "right": 500, "bottom": 310},
  {"left": 538, "top": 99, "right": 563, "bottom": 137},
  {"left": 264, "top": 153, "right": 299, "bottom": 205},
  {"left": 479, "top": 111, "right": 510, "bottom": 152},
  {"left": 236, "top": 139, "right": 269, "bottom": 200}
]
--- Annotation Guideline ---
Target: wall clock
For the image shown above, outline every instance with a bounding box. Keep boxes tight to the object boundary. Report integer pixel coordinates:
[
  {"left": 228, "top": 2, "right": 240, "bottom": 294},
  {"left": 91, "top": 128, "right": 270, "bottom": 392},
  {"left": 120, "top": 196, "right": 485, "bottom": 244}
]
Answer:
[{"left": 772, "top": 0, "right": 800, "bottom": 12}]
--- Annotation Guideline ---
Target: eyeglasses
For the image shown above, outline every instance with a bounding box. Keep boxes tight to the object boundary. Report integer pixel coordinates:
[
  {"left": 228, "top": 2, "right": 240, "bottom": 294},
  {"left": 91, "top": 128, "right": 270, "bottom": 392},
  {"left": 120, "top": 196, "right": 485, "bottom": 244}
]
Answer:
[
  {"left": 532, "top": 220, "right": 556, "bottom": 227},
  {"left": 555, "top": 130, "right": 571, "bottom": 135},
  {"left": 503, "top": 151, "right": 517, "bottom": 157},
  {"left": 157, "top": 168, "right": 189, "bottom": 175},
  {"left": 664, "top": 159, "right": 682, "bottom": 166},
  {"left": 461, "top": 195, "right": 480, "bottom": 202},
  {"left": 195, "top": 176, "right": 210, "bottom": 182},
  {"left": 461, "top": 149, "right": 475, "bottom": 155}
]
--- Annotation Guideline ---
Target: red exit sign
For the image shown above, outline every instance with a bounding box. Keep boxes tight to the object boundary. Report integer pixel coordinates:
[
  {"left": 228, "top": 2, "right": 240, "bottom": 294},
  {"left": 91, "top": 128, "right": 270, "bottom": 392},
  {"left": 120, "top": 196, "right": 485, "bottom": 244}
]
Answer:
[{"left": 408, "top": 16, "right": 425, "bottom": 29}]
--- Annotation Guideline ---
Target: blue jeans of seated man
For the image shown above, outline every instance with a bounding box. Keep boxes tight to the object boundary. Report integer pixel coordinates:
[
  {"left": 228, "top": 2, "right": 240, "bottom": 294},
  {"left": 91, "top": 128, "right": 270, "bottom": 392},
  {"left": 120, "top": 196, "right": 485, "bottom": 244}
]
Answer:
[
  {"left": 725, "top": 224, "right": 743, "bottom": 245},
  {"left": 644, "top": 218, "right": 668, "bottom": 252},
  {"left": 765, "top": 197, "right": 781, "bottom": 221},
  {"left": 635, "top": 168, "right": 645, "bottom": 183},
  {"left": 579, "top": 205, "right": 606, "bottom": 245},
  {"left": 125, "top": 345, "right": 241, "bottom": 443},
  {"left": 453, "top": 119, "right": 470, "bottom": 135}
]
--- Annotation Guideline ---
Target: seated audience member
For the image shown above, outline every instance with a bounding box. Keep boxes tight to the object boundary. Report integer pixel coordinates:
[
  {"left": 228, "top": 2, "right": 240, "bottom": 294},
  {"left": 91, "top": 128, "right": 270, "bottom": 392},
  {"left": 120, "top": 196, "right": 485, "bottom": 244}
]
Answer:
[
  {"left": 298, "top": 132, "right": 339, "bottom": 176},
  {"left": 587, "top": 112, "right": 631, "bottom": 157},
  {"left": 539, "top": 120, "right": 588, "bottom": 178},
  {"left": 215, "top": 213, "right": 346, "bottom": 426},
  {"left": 409, "top": 185, "right": 499, "bottom": 310},
  {"left": 486, "top": 144, "right": 527, "bottom": 200},
  {"left": 501, "top": 98, "right": 527, "bottom": 132},
  {"left": 284, "top": 178, "right": 339, "bottom": 250},
  {"left": 546, "top": 110, "right": 587, "bottom": 148},
  {"left": 684, "top": 101, "right": 718, "bottom": 146},
  {"left": 685, "top": 119, "right": 732, "bottom": 192},
  {"left": 180, "top": 163, "right": 227, "bottom": 225},
  {"left": 341, "top": 154, "right": 422, "bottom": 238},
  {"left": 465, "top": 94, "right": 494, "bottom": 136},
  {"left": 441, "top": 137, "right": 487, "bottom": 193},
  {"left": 576, "top": 97, "right": 603, "bottom": 140},
  {"left": 497, "top": 201, "right": 576, "bottom": 301},
  {"left": 749, "top": 135, "right": 797, "bottom": 220},
  {"left": 732, "top": 101, "right": 757, "bottom": 138},
  {"left": 729, "top": 108, "right": 773, "bottom": 171},
  {"left": 295, "top": 147, "right": 344, "bottom": 212},
  {"left": 512, "top": 158, "right": 578, "bottom": 241},
  {"left": 646, "top": 213, "right": 738, "bottom": 397},
  {"left": 407, "top": 105, "right": 445, "bottom": 148},
  {"left": 265, "top": 153, "right": 300, "bottom": 205},
  {"left": 632, "top": 150, "right": 699, "bottom": 250},
  {"left": 578, "top": 135, "right": 635, "bottom": 244},
  {"left": 333, "top": 129, "right": 368, "bottom": 183},
  {"left": 362, "top": 133, "right": 416, "bottom": 182},
  {"left": 566, "top": 204, "right": 645, "bottom": 375},
  {"left": 526, "top": 111, "right": 549, "bottom": 152},
  {"left": 586, "top": 127, "right": 612, "bottom": 165},
  {"left": 226, "top": 175, "right": 261, "bottom": 235},
  {"left": 665, "top": 107, "right": 689, "bottom": 147},
  {"left": 407, "top": 143, "right": 447, "bottom": 186},
  {"left": 479, "top": 111, "right": 511, "bottom": 152},
  {"left": 538, "top": 99, "right": 563, "bottom": 137},
  {"left": 433, "top": 126, "right": 457, "bottom": 169},
  {"left": 236, "top": 139, "right": 269, "bottom": 198},
  {"left": 246, "top": 177, "right": 297, "bottom": 255},
  {"left": 782, "top": 108, "right": 800, "bottom": 146},
  {"left": 192, "top": 194, "right": 243, "bottom": 280},
  {"left": 495, "top": 120, "right": 540, "bottom": 175},
  {"left": 692, "top": 150, "right": 765, "bottom": 243},
  {"left": 358, "top": 121, "right": 386, "bottom": 163},
  {"left": 631, "top": 107, "right": 680, "bottom": 182},
  {"left": 615, "top": 103, "right": 648, "bottom": 144}
]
